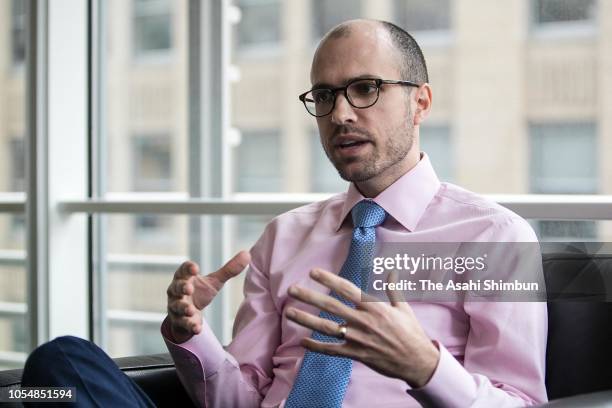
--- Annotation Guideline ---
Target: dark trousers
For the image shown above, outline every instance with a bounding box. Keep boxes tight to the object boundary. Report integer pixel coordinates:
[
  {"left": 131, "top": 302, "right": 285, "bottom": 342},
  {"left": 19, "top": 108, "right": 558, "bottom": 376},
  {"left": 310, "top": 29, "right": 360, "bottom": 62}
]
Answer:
[{"left": 21, "top": 336, "right": 155, "bottom": 408}]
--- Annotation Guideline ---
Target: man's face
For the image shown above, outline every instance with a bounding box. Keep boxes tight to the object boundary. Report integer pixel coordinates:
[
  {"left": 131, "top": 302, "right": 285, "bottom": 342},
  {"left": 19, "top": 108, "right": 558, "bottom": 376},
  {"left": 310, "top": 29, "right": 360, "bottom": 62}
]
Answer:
[{"left": 310, "top": 25, "right": 416, "bottom": 186}]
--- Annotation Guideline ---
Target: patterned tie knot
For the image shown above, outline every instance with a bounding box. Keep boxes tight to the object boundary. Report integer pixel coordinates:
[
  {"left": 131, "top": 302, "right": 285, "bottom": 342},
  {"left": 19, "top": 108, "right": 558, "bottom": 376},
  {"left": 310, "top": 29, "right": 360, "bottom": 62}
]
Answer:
[{"left": 351, "top": 200, "right": 387, "bottom": 228}]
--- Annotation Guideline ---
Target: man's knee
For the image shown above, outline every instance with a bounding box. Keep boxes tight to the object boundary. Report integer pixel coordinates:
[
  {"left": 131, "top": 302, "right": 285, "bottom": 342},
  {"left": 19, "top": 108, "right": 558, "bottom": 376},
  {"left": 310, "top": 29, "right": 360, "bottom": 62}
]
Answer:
[
  {"left": 27, "top": 336, "right": 90, "bottom": 363},
  {"left": 22, "top": 336, "right": 95, "bottom": 386}
]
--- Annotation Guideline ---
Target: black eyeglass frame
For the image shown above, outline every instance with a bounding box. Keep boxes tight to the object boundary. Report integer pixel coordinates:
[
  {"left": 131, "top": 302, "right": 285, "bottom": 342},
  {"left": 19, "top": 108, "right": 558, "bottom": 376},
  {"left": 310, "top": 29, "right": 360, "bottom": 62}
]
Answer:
[{"left": 298, "top": 78, "right": 420, "bottom": 117}]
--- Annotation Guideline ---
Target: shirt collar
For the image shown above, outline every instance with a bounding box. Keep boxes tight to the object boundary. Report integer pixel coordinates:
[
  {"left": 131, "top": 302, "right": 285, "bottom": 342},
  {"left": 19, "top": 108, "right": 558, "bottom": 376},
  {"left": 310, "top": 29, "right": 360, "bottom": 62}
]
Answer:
[{"left": 336, "top": 152, "right": 441, "bottom": 232}]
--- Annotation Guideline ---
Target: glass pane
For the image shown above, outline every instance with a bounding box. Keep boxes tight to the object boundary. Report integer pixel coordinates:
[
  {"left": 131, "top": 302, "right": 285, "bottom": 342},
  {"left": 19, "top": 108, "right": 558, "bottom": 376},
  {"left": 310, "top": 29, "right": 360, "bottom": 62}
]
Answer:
[
  {"left": 534, "top": 0, "right": 596, "bottom": 24},
  {"left": 0, "top": 0, "right": 28, "bottom": 369},
  {"left": 99, "top": 214, "right": 270, "bottom": 357},
  {"left": 226, "top": 215, "right": 272, "bottom": 319},
  {"left": 2, "top": 2, "right": 27, "bottom": 194},
  {"left": 309, "top": 132, "right": 348, "bottom": 193},
  {"left": 529, "top": 220, "right": 612, "bottom": 242},
  {"left": 393, "top": 0, "right": 451, "bottom": 31},
  {"left": 10, "top": 0, "right": 26, "bottom": 65},
  {"left": 102, "top": 0, "right": 187, "bottom": 194},
  {"left": 236, "top": 0, "right": 281, "bottom": 48},
  {"left": 311, "top": 0, "right": 363, "bottom": 41},
  {"left": 234, "top": 130, "right": 283, "bottom": 192},
  {"left": 133, "top": 0, "right": 173, "bottom": 54},
  {"left": 231, "top": 1, "right": 609, "bottom": 195},
  {"left": 0, "top": 214, "right": 27, "bottom": 369},
  {"left": 100, "top": 214, "right": 188, "bottom": 357},
  {"left": 530, "top": 123, "right": 597, "bottom": 194},
  {"left": 421, "top": 125, "right": 452, "bottom": 182}
]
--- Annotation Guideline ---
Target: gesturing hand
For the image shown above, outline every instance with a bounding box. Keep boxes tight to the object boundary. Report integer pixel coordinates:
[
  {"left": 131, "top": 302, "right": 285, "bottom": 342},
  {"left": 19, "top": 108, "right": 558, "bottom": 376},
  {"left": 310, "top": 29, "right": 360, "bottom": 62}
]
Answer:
[
  {"left": 285, "top": 269, "right": 440, "bottom": 388},
  {"left": 166, "top": 251, "right": 251, "bottom": 343}
]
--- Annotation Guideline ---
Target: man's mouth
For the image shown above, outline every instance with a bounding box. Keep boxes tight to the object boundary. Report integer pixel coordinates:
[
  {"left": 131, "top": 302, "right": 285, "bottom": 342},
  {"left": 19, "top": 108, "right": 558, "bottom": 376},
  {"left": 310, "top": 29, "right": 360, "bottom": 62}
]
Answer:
[
  {"left": 333, "top": 135, "right": 371, "bottom": 150},
  {"left": 338, "top": 140, "right": 368, "bottom": 149}
]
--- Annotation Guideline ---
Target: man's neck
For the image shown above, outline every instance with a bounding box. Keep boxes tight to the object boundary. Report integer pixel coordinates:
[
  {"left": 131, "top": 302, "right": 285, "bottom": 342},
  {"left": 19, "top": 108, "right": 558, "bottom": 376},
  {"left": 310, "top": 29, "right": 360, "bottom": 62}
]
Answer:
[{"left": 355, "top": 153, "right": 421, "bottom": 198}]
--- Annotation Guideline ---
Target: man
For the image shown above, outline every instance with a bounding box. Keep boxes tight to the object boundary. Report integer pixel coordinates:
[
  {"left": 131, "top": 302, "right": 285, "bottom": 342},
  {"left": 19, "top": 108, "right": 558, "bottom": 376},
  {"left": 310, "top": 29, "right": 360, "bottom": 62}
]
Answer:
[
  {"left": 164, "top": 19, "right": 547, "bottom": 407},
  {"left": 20, "top": 18, "right": 546, "bottom": 408}
]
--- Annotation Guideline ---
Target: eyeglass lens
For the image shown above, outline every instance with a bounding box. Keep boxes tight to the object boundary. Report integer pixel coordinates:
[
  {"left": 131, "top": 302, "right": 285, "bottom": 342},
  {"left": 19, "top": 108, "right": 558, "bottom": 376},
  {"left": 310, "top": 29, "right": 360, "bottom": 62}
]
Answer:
[{"left": 304, "top": 79, "right": 380, "bottom": 116}]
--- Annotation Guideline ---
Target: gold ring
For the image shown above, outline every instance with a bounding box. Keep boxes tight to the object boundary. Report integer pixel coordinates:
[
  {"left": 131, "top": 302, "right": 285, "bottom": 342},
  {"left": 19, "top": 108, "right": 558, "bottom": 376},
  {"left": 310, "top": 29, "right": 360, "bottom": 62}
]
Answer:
[{"left": 338, "top": 323, "right": 348, "bottom": 339}]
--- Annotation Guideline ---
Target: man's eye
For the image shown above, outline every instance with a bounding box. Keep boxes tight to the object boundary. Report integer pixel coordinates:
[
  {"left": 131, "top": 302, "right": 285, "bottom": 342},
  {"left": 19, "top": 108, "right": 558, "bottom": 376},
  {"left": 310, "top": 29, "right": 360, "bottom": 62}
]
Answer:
[
  {"left": 313, "top": 91, "right": 333, "bottom": 104},
  {"left": 352, "top": 82, "right": 377, "bottom": 95}
]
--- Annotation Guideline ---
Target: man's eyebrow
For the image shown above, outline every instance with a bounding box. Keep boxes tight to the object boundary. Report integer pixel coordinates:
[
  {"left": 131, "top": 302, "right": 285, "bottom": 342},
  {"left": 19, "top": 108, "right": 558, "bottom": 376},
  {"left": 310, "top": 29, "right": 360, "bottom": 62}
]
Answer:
[{"left": 311, "top": 74, "right": 383, "bottom": 90}]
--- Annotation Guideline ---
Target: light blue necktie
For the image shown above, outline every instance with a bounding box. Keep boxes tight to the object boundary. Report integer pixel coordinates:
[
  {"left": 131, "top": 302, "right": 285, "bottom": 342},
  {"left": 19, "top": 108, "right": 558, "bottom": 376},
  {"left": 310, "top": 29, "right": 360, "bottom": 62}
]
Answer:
[{"left": 285, "top": 200, "right": 387, "bottom": 408}]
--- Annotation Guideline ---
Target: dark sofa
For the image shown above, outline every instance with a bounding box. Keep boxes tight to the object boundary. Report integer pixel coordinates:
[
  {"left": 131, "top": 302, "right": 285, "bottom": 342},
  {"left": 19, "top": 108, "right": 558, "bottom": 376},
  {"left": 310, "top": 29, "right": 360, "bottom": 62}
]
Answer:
[{"left": 1, "top": 251, "right": 611, "bottom": 407}]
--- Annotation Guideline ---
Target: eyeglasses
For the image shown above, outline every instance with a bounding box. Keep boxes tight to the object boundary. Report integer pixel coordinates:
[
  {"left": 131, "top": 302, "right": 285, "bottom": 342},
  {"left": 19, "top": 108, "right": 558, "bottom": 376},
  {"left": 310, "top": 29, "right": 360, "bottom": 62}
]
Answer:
[{"left": 298, "top": 77, "right": 420, "bottom": 117}]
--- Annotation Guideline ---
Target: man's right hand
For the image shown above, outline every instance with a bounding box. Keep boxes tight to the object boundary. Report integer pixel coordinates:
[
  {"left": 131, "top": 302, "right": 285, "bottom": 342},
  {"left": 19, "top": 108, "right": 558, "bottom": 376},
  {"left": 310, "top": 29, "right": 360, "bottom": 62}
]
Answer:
[{"left": 166, "top": 251, "right": 251, "bottom": 343}]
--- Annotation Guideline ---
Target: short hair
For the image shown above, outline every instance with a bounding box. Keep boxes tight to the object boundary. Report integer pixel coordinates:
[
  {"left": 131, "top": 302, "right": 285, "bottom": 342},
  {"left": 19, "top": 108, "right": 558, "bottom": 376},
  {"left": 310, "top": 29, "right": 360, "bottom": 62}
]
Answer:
[{"left": 379, "top": 21, "right": 429, "bottom": 84}]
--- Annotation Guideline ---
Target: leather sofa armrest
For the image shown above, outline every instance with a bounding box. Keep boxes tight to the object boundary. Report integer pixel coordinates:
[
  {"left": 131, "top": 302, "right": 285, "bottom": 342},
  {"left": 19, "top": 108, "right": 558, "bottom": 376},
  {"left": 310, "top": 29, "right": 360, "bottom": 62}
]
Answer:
[{"left": 535, "top": 390, "right": 612, "bottom": 407}]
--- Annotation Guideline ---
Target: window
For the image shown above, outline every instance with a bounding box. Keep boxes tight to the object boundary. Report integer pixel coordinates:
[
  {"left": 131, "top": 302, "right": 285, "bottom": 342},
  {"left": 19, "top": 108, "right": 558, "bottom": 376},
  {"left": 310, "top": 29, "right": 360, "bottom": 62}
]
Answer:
[
  {"left": 234, "top": 130, "right": 282, "bottom": 192},
  {"left": 530, "top": 123, "right": 597, "bottom": 194},
  {"left": 236, "top": 0, "right": 281, "bottom": 48},
  {"left": 393, "top": 0, "right": 451, "bottom": 32},
  {"left": 132, "top": 135, "right": 173, "bottom": 192},
  {"left": 11, "top": 0, "right": 26, "bottom": 65},
  {"left": 97, "top": 0, "right": 190, "bottom": 356},
  {"left": 9, "top": 138, "right": 26, "bottom": 192},
  {"left": 131, "top": 136, "right": 174, "bottom": 243},
  {"left": 533, "top": 220, "right": 597, "bottom": 241},
  {"left": 133, "top": 0, "right": 172, "bottom": 56},
  {"left": 310, "top": 132, "right": 347, "bottom": 193},
  {"left": 533, "top": 0, "right": 596, "bottom": 24},
  {"left": 530, "top": 123, "right": 598, "bottom": 240},
  {"left": 420, "top": 125, "right": 452, "bottom": 182},
  {"left": 311, "top": 0, "right": 363, "bottom": 40}
]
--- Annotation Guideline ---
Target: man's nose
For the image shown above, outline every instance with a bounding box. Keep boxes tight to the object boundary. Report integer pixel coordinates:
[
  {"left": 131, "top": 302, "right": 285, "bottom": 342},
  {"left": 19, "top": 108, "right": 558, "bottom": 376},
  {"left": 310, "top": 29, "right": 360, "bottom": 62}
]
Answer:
[{"left": 330, "top": 93, "right": 357, "bottom": 125}]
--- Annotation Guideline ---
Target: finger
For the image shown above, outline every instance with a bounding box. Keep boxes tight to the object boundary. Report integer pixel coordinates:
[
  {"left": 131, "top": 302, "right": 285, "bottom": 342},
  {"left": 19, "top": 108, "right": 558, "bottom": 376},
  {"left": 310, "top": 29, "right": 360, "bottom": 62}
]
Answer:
[
  {"left": 170, "top": 315, "right": 201, "bottom": 335},
  {"left": 205, "top": 251, "right": 251, "bottom": 290},
  {"left": 287, "top": 284, "right": 360, "bottom": 324},
  {"left": 386, "top": 270, "right": 407, "bottom": 307},
  {"left": 300, "top": 337, "right": 358, "bottom": 359},
  {"left": 285, "top": 307, "right": 345, "bottom": 339},
  {"left": 309, "top": 269, "right": 376, "bottom": 311},
  {"left": 174, "top": 261, "right": 199, "bottom": 280},
  {"left": 167, "top": 299, "right": 194, "bottom": 317},
  {"left": 167, "top": 279, "right": 193, "bottom": 299}
]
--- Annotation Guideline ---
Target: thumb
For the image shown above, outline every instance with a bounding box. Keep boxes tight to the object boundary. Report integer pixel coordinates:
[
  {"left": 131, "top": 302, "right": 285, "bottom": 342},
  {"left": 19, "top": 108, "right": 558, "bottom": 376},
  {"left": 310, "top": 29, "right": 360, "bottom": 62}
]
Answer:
[{"left": 205, "top": 250, "right": 251, "bottom": 291}]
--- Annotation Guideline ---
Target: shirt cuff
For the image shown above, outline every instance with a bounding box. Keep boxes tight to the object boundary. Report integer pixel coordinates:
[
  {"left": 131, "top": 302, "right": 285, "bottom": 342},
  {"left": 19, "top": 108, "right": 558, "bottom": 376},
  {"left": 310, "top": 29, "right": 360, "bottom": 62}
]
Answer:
[
  {"left": 161, "top": 316, "right": 227, "bottom": 378},
  {"left": 406, "top": 341, "right": 477, "bottom": 407}
]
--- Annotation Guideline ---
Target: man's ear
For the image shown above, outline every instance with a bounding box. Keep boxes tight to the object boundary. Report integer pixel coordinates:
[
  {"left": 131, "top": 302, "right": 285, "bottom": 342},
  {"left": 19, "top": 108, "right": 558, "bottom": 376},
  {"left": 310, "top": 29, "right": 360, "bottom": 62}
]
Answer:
[{"left": 413, "top": 84, "right": 432, "bottom": 126}]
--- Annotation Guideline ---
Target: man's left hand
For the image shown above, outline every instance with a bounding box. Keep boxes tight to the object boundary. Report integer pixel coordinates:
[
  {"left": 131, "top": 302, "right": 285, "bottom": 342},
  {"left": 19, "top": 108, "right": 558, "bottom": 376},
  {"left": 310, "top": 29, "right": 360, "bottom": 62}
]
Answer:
[{"left": 285, "top": 268, "right": 440, "bottom": 388}]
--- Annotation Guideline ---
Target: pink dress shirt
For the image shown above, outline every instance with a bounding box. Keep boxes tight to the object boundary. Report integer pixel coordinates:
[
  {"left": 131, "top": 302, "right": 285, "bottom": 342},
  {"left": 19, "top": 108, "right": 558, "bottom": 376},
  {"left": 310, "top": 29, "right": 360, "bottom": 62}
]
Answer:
[{"left": 162, "top": 153, "right": 548, "bottom": 407}]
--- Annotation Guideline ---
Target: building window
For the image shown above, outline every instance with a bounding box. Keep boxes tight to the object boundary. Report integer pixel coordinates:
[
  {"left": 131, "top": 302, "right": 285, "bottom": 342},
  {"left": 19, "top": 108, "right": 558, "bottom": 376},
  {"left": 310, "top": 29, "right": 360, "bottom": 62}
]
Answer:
[
  {"left": 234, "top": 130, "right": 282, "bottom": 192},
  {"left": 11, "top": 0, "right": 26, "bottom": 65},
  {"left": 530, "top": 122, "right": 598, "bottom": 240},
  {"left": 132, "top": 135, "right": 173, "bottom": 192},
  {"left": 9, "top": 138, "right": 26, "bottom": 192},
  {"left": 236, "top": 0, "right": 281, "bottom": 48},
  {"left": 310, "top": 132, "right": 347, "bottom": 193},
  {"left": 530, "top": 123, "right": 597, "bottom": 194},
  {"left": 533, "top": 0, "right": 596, "bottom": 24},
  {"left": 131, "top": 135, "right": 173, "bottom": 241},
  {"left": 235, "top": 216, "right": 270, "bottom": 252},
  {"left": 311, "top": 0, "right": 362, "bottom": 40},
  {"left": 133, "top": 0, "right": 172, "bottom": 56},
  {"left": 420, "top": 125, "right": 452, "bottom": 182},
  {"left": 393, "top": 0, "right": 451, "bottom": 32},
  {"left": 10, "top": 214, "right": 26, "bottom": 240}
]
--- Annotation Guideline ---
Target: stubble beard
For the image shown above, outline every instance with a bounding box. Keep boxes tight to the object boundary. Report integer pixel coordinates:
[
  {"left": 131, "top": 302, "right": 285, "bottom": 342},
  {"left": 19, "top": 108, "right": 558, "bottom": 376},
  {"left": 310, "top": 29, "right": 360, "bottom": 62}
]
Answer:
[{"left": 325, "top": 117, "right": 415, "bottom": 183}]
